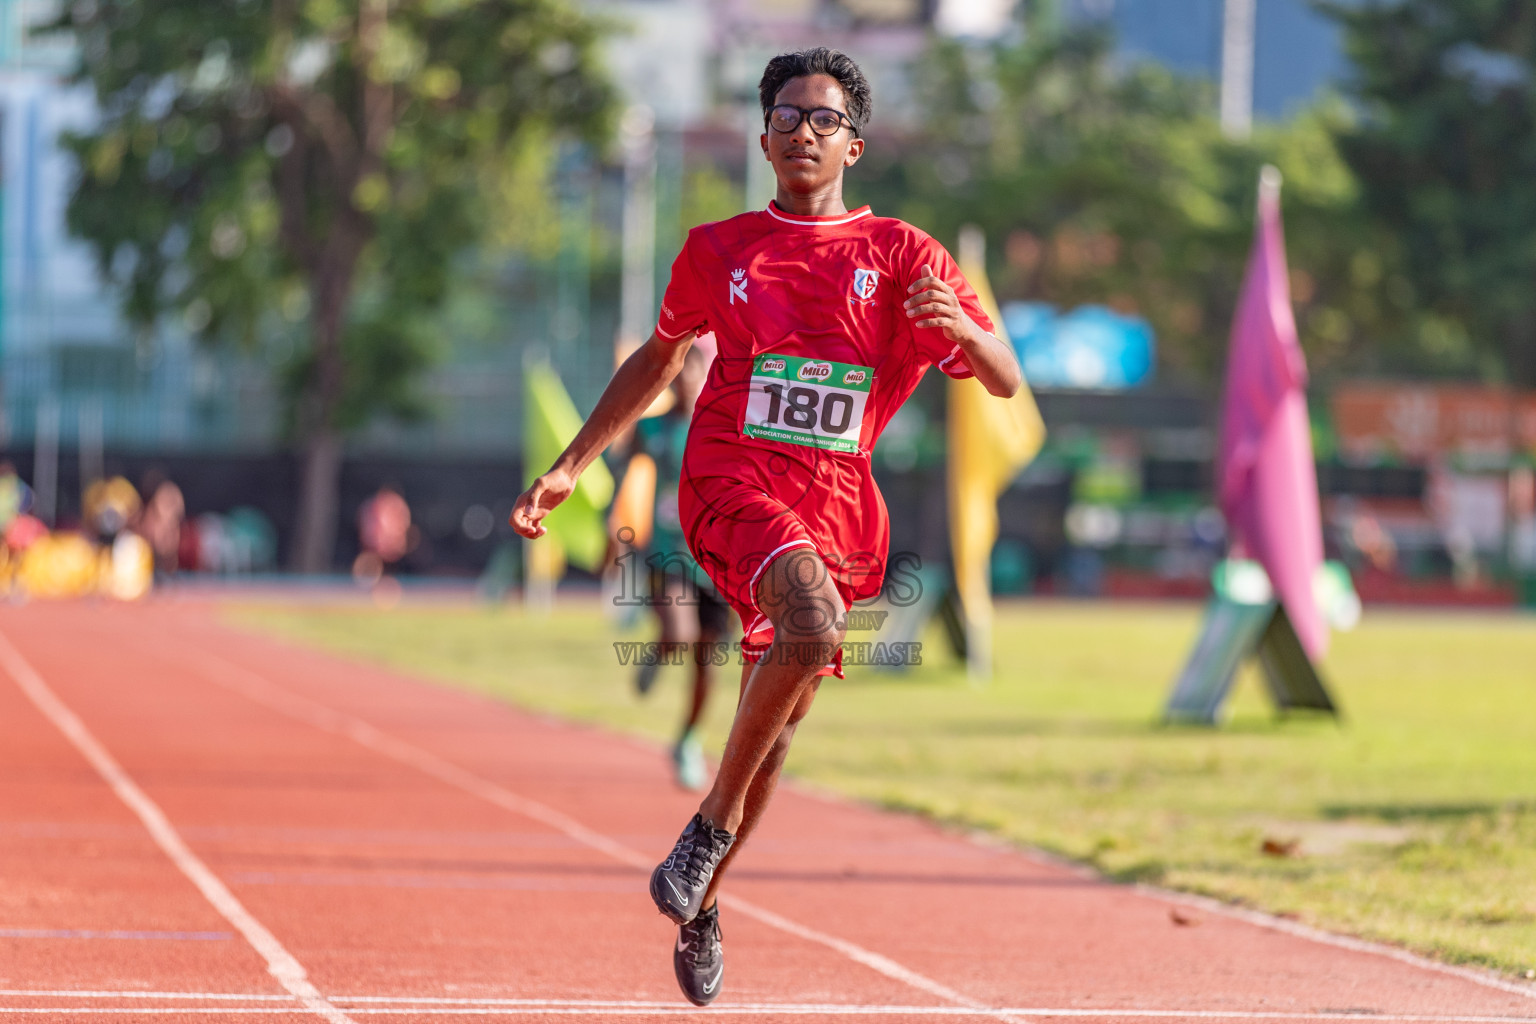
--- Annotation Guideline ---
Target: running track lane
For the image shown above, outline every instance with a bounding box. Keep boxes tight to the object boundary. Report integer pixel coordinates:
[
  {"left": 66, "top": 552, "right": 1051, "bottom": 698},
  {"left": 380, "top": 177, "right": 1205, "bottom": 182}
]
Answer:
[{"left": 0, "top": 601, "right": 1533, "bottom": 1024}]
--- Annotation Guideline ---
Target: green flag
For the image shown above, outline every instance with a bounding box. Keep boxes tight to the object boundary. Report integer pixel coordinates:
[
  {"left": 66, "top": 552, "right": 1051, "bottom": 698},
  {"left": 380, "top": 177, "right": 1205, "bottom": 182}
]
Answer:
[{"left": 524, "top": 363, "right": 614, "bottom": 573}]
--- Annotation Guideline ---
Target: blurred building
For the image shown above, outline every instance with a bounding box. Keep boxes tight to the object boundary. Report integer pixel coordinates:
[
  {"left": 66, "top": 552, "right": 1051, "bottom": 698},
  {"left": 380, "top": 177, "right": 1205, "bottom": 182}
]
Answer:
[
  {"left": 1323, "top": 384, "right": 1536, "bottom": 604},
  {"left": 0, "top": 0, "right": 284, "bottom": 459},
  {"left": 1065, "top": 0, "right": 1345, "bottom": 117}
]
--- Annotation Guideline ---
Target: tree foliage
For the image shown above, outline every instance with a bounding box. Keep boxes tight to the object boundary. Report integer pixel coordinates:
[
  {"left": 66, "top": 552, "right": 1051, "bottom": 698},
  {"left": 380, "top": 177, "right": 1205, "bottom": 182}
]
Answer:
[
  {"left": 1322, "top": 0, "right": 1536, "bottom": 384},
  {"left": 55, "top": 0, "right": 615, "bottom": 567},
  {"left": 851, "top": 27, "right": 1418, "bottom": 383}
]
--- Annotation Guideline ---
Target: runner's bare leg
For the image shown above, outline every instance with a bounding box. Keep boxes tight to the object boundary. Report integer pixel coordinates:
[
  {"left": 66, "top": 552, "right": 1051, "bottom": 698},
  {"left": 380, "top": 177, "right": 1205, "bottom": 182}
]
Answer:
[
  {"left": 700, "top": 665, "right": 821, "bottom": 910},
  {"left": 696, "top": 547, "right": 844, "bottom": 834},
  {"left": 656, "top": 575, "right": 700, "bottom": 669},
  {"left": 684, "top": 632, "right": 717, "bottom": 733}
]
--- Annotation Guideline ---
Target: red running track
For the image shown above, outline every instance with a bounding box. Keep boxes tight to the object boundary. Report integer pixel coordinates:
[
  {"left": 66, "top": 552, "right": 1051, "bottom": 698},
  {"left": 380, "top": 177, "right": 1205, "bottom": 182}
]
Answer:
[{"left": 2, "top": 598, "right": 1534, "bottom": 1024}]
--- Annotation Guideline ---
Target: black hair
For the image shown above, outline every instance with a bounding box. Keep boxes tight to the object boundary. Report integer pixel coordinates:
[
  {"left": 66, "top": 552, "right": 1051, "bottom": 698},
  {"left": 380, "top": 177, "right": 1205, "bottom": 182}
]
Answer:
[{"left": 758, "top": 47, "right": 872, "bottom": 137}]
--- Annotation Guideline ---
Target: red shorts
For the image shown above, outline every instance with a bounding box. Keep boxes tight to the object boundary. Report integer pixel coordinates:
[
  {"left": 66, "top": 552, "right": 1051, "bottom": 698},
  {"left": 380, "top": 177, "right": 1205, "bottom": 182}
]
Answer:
[{"left": 679, "top": 445, "right": 888, "bottom": 679}]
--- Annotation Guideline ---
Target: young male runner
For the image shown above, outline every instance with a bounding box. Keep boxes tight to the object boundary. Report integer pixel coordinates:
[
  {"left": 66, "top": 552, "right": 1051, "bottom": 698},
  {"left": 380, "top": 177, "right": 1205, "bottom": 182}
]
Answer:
[{"left": 511, "top": 47, "right": 1021, "bottom": 1006}]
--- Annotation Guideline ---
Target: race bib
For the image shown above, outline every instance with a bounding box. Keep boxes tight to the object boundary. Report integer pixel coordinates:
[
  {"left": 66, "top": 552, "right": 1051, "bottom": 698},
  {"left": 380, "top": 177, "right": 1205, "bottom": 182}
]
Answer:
[{"left": 742, "top": 354, "right": 872, "bottom": 454}]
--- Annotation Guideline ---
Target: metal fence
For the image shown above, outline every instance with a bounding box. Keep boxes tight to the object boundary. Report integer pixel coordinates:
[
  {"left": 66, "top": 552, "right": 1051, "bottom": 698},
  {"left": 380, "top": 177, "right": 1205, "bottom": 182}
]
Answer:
[{"left": 1, "top": 329, "right": 622, "bottom": 459}]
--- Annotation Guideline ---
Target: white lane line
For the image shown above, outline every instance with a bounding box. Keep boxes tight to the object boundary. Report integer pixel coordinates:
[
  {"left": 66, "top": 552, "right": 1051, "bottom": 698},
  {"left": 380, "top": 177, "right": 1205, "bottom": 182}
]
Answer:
[
  {"left": 181, "top": 646, "right": 1030, "bottom": 1024},
  {"left": 711, "top": 895, "right": 991, "bottom": 1011},
  {"left": 226, "top": 868, "right": 639, "bottom": 893},
  {"left": 0, "top": 630, "right": 357, "bottom": 1024},
  {"left": 1, "top": 992, "right": 1534, "bottom": 1021},
  {"left": 0, "top": 991, "right": 298, "bottom": 1001},
  {"left": 0, "top": 1012, "right": 303, "bottom": 1016},
  {"left": 1141, "top": 887, "right": 1536, "bottom": 1005},
  {"left": 0, "top": 1005, "right": 1534, "bottom": 1021},
  {"left": 0, "top": 927, "right": 233, "bottom": 940},
  {"left": 331, "top": 999, "right": 1536, "bottom": 1021},
  {"left": 317, "top": 1012, "right": 1536, "bottom": 1021}
]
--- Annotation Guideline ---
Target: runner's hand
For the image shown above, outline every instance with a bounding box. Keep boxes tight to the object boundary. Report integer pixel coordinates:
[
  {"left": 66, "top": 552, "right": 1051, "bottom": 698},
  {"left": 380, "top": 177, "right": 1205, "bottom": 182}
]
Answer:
[
  {"left": 510, "top": 468, "right": 576, "bottom": 539},
  {"left": 904, "top": 264, "right": 969, "bottom": 343}
]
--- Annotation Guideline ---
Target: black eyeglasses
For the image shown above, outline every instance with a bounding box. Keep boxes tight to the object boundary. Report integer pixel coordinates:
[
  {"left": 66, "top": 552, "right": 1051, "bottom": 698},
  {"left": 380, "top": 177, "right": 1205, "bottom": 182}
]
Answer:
[{"left": 765, "top": 104, "right": 857, "bottom": 138}]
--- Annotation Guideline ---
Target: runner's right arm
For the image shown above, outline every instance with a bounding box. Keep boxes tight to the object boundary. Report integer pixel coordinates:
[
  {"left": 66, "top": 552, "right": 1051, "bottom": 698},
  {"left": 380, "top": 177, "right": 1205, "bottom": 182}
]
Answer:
[{"left": 510, "top": 330, "right": 695, "bottom": 539}]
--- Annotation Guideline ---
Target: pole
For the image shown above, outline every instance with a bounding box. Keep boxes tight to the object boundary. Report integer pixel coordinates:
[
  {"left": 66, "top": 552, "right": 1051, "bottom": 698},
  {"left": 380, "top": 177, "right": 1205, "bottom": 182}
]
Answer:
[
  {"left": 956, "top": 224, "right": 992, "bottom": 683},
  {"left": 34, "top": 395, "right": 57, "bottom": 526},
  {"left": 1259, "top": 163, "right": 1282, "bottom": 203},
  {"left": 618, "top": 105, "right": 657, "bottom": 348},
  {"left": 744, "top": 105, "right": 775, "bottom": 212},
  {"left": 79, "top": 397, "right": 103, "bottom": 503},
  {"left": 653, "top": 127, "right": 682, "bottom": 316},
  {"left": 1220, "top": 0, "right": 1256, "bottom": 138},
  {"left": 552, "top": 145, "right": 592, "bottom": 352}
]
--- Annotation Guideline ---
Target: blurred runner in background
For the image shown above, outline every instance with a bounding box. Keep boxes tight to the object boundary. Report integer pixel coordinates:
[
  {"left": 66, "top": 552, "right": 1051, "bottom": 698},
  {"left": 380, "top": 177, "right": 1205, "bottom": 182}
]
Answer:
[{"left": 630, "top": 345, "right": 728, "bottom": 791}]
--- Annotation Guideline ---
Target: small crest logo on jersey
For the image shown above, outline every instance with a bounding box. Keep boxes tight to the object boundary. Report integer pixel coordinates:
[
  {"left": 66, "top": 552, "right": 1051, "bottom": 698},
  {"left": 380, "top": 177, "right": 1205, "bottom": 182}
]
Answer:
[
  {"left": 842, "top": 369, "right": 868, "bottom": 386},
  {"left": 852, "top": 268, "right": 879, "bottom": 301},
  {"left": 798, "top": 361, "right": 833, "bottom": 382},
  {"left": 759, "top": 357, "right": 786, "bottom": 373},
  {"left": 730, "top": 268, "right": 748, "bottom": 305}
]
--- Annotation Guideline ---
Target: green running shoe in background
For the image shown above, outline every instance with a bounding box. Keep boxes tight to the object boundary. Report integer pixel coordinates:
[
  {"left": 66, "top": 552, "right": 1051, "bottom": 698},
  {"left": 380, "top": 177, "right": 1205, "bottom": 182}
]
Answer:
[{"left": 673, "top": 732, "right": 706, "bottom": 791}]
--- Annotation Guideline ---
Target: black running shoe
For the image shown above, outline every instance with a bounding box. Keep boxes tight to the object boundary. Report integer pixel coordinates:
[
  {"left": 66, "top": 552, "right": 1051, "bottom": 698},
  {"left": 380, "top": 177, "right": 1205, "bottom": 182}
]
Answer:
[
  {"left": 649, "top": 813, "right": 735, "bottom": 925},
  {"left": 673, "top": 902, "right": 723, "bottom": 1006}
]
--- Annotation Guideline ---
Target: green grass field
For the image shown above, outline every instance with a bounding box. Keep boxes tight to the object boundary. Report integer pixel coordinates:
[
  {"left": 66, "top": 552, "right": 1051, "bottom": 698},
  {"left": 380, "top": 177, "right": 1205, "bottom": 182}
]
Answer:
[{"left": 234, "top": 597, "right": 1536, "bottom": 977}]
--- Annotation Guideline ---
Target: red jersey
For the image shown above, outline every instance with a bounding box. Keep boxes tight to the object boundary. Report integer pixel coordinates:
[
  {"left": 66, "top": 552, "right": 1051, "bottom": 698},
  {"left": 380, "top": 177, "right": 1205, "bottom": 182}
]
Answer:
[{"left": 655, "top": 201, "right": 994, "bottom": 669}]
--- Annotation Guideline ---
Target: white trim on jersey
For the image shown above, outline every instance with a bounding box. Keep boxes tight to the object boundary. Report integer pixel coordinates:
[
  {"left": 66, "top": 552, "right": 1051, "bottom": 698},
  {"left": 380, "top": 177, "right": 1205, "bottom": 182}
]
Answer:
[
  {"left": 655, "top": 321, "right": 695, "bottom": 340},
  {"left": 765, "top": 204, "right": 873, "bottom": 228},
  {"left": 747, "top": 539, "right": 818, "bottom": 612}
]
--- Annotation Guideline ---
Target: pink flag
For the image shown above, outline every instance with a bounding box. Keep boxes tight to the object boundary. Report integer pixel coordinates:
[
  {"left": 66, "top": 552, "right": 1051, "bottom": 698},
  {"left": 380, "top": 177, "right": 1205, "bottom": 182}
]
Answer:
[{"left": 1218, "top": 169, "right": 1328, "bottom": 658}]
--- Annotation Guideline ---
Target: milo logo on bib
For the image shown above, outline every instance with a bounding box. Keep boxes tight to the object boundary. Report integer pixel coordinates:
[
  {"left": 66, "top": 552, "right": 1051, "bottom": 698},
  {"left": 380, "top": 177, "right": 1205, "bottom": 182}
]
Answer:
[{"left": 743, "top": 353, "right": 874, "bottom": 455}]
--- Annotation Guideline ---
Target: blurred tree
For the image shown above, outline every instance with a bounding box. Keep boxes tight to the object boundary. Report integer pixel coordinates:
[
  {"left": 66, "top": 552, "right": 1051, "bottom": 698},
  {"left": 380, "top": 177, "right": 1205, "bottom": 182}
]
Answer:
[
  {"left": 1321, "top": 0, "right": 1536, "bottom": 384},
  {"left": 680, "top": 164, "right": 743, "bottom": 240},
  {"left": 851, "top": 23, "right": 1415, "bottom": 383},
  {"left": 55, "top": 0, "right": 615, "bottom": 571}
]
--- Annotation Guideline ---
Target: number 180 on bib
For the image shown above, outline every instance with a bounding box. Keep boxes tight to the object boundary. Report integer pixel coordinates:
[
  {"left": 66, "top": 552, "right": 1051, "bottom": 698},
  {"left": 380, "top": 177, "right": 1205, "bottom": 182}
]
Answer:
[{"left": 742, "top": 353, "right": 873, "bottom": 455}]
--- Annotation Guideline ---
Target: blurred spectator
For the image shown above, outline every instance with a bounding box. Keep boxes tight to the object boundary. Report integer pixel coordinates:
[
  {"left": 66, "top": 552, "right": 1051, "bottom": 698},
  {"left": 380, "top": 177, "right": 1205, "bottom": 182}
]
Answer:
[
  {"left": 16, "top": 533, "right": 99, "bottom": 599},
  {"left": 5, "top": 515, "right": 48, "bottom": 552},
  {"left": 178, "top": 517, "right": 203, "bottom": 571},
  {"left": 103, "top": 533, "right": 155, "bottom": 601},
  {"left": 194, "top": 514, "right": 227, "bottom": 574},
  {"left": 137, "top": 473, "right": 186, "bottom": 575},
  {"left": 355, "top": 485, "right": 412, "bottom": 583},
  {"left": 1349, "top": 511, "right": 1398, "bottom": 574},
  {"left": 192, "top": 508, "right": 279, "bottom": 574},
  {"left": 84, "top": 476, "right": 142, "bottom": 543},
  {"left": 226, "top": 507, "right": 279, "bottom": 572},
  {"left": 0, "top": 462, "right": 34, "bottom": 530}
]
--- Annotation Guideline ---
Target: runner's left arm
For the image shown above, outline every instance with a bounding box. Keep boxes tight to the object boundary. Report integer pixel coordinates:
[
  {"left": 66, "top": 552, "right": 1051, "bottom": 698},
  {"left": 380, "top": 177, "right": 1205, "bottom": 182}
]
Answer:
[
  {"left": 905, "top": 263, "right": 1022, "bottom": 398},
  {"left": 510, "top": 331, "right": 694, "bottom": 539}
]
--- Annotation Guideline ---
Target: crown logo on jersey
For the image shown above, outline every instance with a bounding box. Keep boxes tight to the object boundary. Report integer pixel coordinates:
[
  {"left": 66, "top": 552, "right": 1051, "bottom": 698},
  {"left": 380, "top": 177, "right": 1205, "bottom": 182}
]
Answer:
[{"left": 729, "top": 268, "right": 748, "bottom": 305}]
